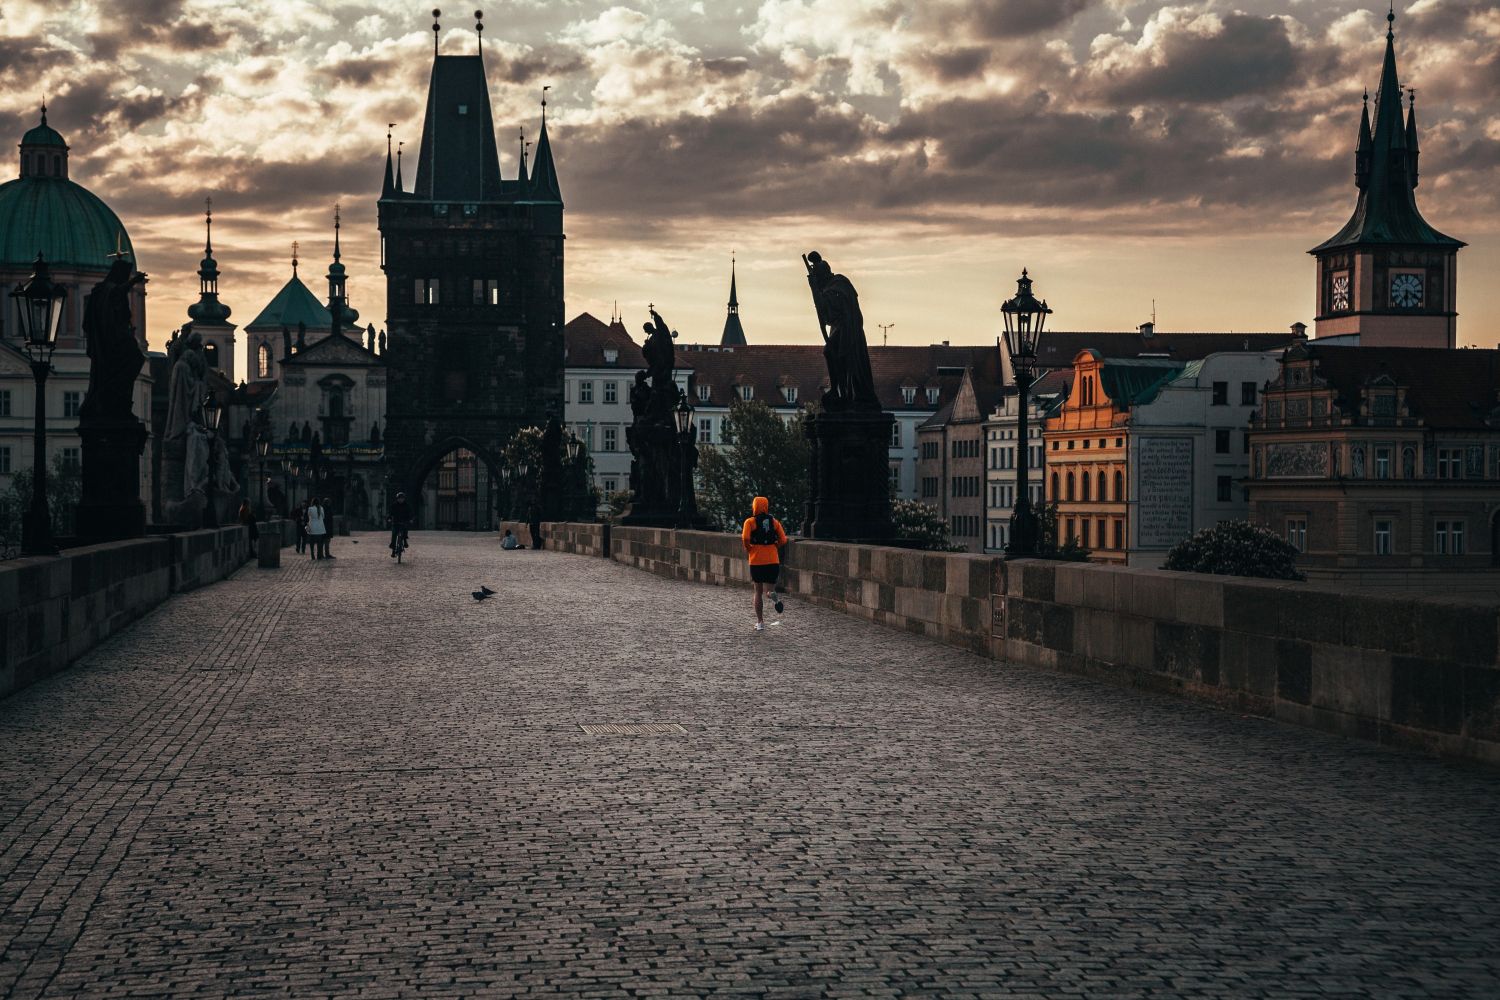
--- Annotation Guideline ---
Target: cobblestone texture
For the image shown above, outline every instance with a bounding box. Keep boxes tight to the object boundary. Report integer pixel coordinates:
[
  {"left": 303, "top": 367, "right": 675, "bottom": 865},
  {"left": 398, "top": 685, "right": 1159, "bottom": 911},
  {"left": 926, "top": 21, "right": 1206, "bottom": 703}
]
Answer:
[{"left": 2, "top": 532, "right": 1500, "bottom": 998}]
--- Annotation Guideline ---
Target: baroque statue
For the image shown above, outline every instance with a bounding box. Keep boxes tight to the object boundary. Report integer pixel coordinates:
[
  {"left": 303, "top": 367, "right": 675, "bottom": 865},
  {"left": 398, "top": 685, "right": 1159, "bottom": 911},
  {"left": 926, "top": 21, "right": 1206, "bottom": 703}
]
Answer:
[{"left": 804, "top": 251, "right": 879, "bottom": 411}]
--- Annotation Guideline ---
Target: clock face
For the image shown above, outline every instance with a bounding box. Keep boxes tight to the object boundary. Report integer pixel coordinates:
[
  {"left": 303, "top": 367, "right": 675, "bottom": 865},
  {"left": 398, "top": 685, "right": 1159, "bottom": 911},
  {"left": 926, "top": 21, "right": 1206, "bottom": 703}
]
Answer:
[
  {"left": 1391, "top": 272, "right": 1423, "bottom": 309},
  {"left": 1331, "top": 272, "right": 1350, "bottom": 311}
]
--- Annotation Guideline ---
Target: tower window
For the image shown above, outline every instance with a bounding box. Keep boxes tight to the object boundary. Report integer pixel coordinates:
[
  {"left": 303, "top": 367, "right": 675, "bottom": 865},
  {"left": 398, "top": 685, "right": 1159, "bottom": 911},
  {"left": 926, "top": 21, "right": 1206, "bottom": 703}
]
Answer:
[
  {"left": 416, "top": 278, "right": 439, "bottom": 305},
  {"left": 457, "top": 104, "right": 469, "bottom": 115},
  {"left": 257, "top": 343, "right": 271, "bottom": 379}
]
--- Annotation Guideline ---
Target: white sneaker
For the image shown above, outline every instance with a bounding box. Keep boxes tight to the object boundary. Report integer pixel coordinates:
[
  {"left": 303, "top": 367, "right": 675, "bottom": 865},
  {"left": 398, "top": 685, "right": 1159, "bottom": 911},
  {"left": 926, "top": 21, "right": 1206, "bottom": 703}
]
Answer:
[{"left": 754, "top": 622, "right": 764, "bottom": 631}]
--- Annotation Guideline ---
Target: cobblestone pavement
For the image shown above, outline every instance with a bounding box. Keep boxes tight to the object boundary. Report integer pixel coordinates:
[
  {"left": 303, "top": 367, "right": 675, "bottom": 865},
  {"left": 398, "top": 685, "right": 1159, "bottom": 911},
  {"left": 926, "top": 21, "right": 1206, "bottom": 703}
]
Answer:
[{"left": 3, "top": 533, "right": 1500, "bottom": 999}]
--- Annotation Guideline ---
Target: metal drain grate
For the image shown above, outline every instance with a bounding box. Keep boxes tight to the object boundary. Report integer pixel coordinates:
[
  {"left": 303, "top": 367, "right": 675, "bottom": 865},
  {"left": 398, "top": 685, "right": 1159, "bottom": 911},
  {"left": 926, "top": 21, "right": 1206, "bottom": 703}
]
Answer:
[{"left": 579, "top": 723, "right": 688, "bottom": 736}]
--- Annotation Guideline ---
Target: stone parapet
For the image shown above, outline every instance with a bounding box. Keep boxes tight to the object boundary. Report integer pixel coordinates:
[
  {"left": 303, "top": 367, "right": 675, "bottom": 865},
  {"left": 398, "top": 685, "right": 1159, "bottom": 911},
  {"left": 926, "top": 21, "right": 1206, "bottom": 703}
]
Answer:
[{"left": 0, "top": 526, "right": 251, "bottom": 700}]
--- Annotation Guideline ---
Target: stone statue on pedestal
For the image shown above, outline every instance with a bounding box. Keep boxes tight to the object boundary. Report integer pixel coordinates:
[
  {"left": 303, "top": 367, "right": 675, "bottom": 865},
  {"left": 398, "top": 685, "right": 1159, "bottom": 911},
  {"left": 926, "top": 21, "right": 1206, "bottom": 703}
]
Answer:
[
  {"left": 160, "top": 329, "right": 216, "bottom": 526},
  {"left": 76, "top": 258, "right": 151, "bottom": 541},
  {"left": 800, "top": 251, "right": 893, "bottom": 541},
  {"left": 622, "top": 307, "right": 708, "bottom": 529}
]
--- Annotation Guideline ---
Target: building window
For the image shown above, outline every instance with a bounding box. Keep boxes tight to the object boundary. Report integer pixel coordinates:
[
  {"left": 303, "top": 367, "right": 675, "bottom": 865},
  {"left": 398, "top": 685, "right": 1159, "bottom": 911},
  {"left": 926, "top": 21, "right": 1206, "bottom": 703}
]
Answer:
[
  {"left": 1096, "top": 470, "right": 1105, "bottom": 500},
  {"left": 1113, "top": 470, "right": 1123, "bottom": 501},
  {"left": 697, "top": 384, "right": 711, "bottom": 402},
  {"left": 1374, "top": 519, "right": 1393, "bottom": 555},
  {"left": 61, "top": 447, "right": 80, "bottom": 472},
  {"left": 0, "top": 446, "right": 9, "bottom": 475},
  {"left": 1050, "top": 472, "right": 1059, "bottom": 499},
  {"left": 922, "top": 477, "right": 937, "bottom": 498},
  {"left": 1212, "top": 381, "right": 1228, "bottom": 406},
  {"left": 1286, "top": 518, "right": 1307, "bottom": 552},
  {"left": 1437, "top": 448, "right": 1462, "bottom": 479},
  {"left": 471, "top": 278, "right": 500, "bottom": 305},
  {"left": 1065, "top": 518, "right": 1075, "bottom": 544},
  {"left": 1243, "top": 431, "right": 1251, "bottom": 455},
  {"left": 63, "top": 391, "right": 82, "bottom": 418},
  {"left": 1216, "top": 476, "right": 1232, "bottom": 502},
  {"left": 889, "top": 464, "right": 901, "bottom": 492},
  {"left": 902, "top": 386, "right": 916, "bottom": 405},
  {"left": 699, "top": 418, "right": 712, "bottom": 444},
  {"left": 603, "top": 382, "right": 618, "bottom": 405},
  {"left": 1375, "top": 447, "right": 1391, "bottom": 480},
  {"left": 256, "top": 344, "right": 271, "bottom": 379},
  {"left": 603, "top": 478, "right": 617, "bottom": 494},
  {"left": 926, "top": 387, "right": 939, "bottom": 404},
  {"left": 1215, "top": 429, "right": 1230, "bottom": 454},
  {"left": 1081, "top": 473, "right": 1091, "bottom": 501},
  {"left": 739, "top": 384, "right": 754, "bottom": 401},
  {"left": 783, "top": 386, "right": 798, "bottom": 404},
  {"left": 890, "top": 423, "right": 901, "bottom": 448},
  {"left": 579, "top": 381, "right": 594, "bottom": 404},
  {"left": 1113, "top": 520, "right": 1124, "bottom": 550},
  {"left": 0, "top": 389, "right": 10, "bottom": 416},
  {"left": 1435, "top": 520, "right": 1466, "bottom": 555},
  {"left": 1241, "top": 382, "right": 1257, "bottom": 406},
  {"left": 577, "top": 423, "right": 592, "bottom": 449},
  {"left": 602, "top": 426, "right": 618, "bottom": 452},
  {"left": 1096, "top": 518, "right": 1106, "bottom": 549},
  {"left": 415, "top": 278, "right": 439, "bottom": 305}
]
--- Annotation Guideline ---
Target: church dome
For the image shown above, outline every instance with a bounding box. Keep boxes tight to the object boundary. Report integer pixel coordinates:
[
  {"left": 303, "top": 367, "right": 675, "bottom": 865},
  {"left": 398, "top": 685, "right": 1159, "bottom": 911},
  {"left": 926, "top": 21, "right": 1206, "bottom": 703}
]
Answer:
[{"left": 0, "top": 109, "right": 135, "bottom": 272}]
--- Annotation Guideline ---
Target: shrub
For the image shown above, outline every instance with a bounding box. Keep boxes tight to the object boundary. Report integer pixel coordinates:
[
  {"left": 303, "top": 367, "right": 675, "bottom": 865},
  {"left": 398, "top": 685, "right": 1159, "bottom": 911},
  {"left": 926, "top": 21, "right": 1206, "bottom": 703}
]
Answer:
[
  {"left": 891, "top": 500, "right": 961, "bottom": 551},
  {"left": 1164, "top": 520, "right": 1305, "bottom": 581},
  {"left": 1034, "top": 502, "right": 1090, "bottom": 561}
]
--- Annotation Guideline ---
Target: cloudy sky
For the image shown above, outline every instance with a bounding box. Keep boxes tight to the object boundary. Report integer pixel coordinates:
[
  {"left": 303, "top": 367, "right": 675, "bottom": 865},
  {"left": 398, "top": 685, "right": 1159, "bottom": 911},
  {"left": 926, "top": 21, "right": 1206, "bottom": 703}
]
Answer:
[{"left": 4, "top": 0, "right": 1498, "bottom": 371}]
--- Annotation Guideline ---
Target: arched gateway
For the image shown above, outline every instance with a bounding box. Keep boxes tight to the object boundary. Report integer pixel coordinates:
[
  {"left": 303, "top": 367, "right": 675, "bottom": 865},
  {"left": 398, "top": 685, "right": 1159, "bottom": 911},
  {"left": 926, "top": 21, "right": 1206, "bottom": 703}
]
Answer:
[{"left": 378, "top": 28, "right": 564, "bottom": 522}]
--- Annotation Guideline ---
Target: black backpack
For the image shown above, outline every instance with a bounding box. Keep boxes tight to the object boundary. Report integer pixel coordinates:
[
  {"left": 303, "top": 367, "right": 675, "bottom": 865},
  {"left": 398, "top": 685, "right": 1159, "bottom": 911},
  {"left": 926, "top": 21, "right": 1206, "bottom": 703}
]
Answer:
[{"left": 749, "top": 513, "right": 777, "bottom": 545}]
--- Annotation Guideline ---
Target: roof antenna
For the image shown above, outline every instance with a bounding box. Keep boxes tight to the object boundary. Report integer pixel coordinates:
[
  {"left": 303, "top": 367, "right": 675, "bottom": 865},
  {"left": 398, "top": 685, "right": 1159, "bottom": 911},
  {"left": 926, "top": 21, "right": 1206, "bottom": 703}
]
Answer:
[
  {"left": 878, "top": 323, "right": 894, "bottom": 347},
  {"left": 292, "top": 240, "right": 300, "bottom": 277},
  {"left": 475, "top": 8, "right": 483, "bottom": 60},
  {"left": 432, "top": 8, "right": 441, "bottom": 56},
  {"left": 204, "top": 196, "right": 213, "bottom": 254}
]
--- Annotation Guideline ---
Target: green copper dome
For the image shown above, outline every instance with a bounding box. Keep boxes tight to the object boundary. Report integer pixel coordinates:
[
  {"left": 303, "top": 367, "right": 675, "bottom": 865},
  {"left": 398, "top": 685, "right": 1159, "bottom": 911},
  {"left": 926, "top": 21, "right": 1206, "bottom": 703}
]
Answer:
[
  {"left": 0, "top": 176, "right": 135, "bottom": 271},
  {"left": 21, "top": 122, "right": 66, "bottom": 148}
]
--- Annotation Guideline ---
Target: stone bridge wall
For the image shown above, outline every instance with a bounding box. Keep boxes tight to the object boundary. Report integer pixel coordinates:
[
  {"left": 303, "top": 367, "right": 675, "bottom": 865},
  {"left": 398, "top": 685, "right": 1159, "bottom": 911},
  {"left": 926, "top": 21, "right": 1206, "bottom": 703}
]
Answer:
[
  {"left": 518, "top": 521, "right": 1500, "bottom": 766},
  {"left": 1, "top": 526, "right": 251, "bottom": 700}
]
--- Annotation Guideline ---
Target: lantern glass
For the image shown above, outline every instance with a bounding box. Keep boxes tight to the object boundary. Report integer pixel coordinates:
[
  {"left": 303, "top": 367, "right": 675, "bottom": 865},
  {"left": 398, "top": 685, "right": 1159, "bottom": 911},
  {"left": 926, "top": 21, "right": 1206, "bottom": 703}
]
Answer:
[
  {"left": 674, "top": 398, "right": 692, "bottom": 435},
  {"left": 566, "top": 434, "right": 581, "bottom": 461},
  {"left": 202, "top": 393, "right": 222, "bottom": 431},
  {"left": 11, "top": 254, "right": 66, "bottom": 355},
  {"left": 256, "top": 434, "right": 271, "bottom": 459}
]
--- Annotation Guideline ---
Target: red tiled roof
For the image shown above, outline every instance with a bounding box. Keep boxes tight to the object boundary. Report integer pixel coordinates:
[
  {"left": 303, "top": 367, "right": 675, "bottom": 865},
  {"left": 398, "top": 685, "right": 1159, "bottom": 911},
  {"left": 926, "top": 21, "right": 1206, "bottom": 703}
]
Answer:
[
  {"left": 564, "top": 312, "right": 646, "bottom": 368},
  {"left": 1303, "top": 345, "right": 1500, "bottom": 430}
]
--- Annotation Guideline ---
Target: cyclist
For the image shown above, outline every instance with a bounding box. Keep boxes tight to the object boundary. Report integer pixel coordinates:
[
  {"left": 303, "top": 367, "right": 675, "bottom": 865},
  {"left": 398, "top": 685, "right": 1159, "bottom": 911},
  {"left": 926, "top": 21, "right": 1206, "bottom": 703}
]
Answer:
[{"left": 389, "top": 492, "right": 413, "bottom": 558}]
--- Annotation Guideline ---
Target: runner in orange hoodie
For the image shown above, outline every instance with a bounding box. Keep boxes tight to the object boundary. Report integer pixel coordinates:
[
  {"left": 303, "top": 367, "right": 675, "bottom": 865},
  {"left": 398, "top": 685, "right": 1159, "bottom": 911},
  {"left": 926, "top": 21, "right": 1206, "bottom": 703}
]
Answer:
[{"left": 741, "top": 495, "right": 789, "bottom": 631}]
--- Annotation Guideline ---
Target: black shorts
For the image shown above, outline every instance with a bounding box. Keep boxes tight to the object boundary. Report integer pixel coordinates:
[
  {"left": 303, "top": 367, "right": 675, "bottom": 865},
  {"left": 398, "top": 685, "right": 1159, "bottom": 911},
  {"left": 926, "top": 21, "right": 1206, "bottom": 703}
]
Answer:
[{"left": 750, "top": 563, "right": 780, "bottom": 585}]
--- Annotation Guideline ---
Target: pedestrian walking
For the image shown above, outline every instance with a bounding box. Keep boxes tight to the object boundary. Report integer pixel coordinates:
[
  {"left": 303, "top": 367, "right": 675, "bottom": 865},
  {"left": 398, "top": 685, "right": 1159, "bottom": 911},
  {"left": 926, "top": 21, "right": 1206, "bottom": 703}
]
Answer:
[
  {"left": 238, "top": 500, "right": 259, "bottom": 545},
  {"left": 741, "top": 495, "right": 789, "bottom": 631},
  {"left": 294, "top": 502, "right": 308, "bottom": 554},
  {"left": 306, "top": 498, "right": 328, "bottom": 560}
]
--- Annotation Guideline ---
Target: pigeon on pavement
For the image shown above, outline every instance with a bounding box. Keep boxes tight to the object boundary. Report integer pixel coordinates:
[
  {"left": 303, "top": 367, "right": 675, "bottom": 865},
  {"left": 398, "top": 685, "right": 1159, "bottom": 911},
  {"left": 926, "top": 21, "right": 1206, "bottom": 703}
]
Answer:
[
  {"left": 479, "top": 586, "right": 496, "bottom": 596},
  {"left": 472, "top": 590, "right": 492, "bottom": 602}
]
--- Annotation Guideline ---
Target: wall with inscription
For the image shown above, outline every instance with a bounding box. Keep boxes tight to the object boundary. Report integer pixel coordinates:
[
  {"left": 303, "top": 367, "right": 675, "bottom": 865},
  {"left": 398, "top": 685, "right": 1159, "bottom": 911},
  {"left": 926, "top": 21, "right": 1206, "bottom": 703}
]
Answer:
[{"left": 1136, "top": 436, "right": 1194, "bottom": 548}]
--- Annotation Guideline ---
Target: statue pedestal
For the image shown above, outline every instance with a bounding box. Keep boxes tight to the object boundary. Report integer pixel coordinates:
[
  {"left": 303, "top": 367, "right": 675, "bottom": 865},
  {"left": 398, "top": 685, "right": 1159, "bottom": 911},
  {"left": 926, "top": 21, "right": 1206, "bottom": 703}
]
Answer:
[
  {"left": 257, "top": 522, "right": 281, "bottom": 568},
  {"left": 803, "top": 410, "right": 895, "bottom": 542},
  {"left": 75, "top": 418, "right": 149, "bottom": 542}
]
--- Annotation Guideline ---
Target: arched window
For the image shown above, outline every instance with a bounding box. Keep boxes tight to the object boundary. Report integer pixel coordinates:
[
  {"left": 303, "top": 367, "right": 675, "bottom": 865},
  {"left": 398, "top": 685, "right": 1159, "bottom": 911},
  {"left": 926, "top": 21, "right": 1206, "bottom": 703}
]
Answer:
[
  {"left": 204, "top": 342, "right": 220, "bottom": 369},
  {"left": 1066, "top": 472, "right": 1075, "bottom": 501},
  {"left": 1050, "top": 472, "right": 1059, "bottom": 500},
  {"left": 257, "top": 343, "right": 271, "bottom": 379},
  {"left": 1081, "top": 472, "right": 1090, "bottom": 501},
  {"left": 1114, "top": 470, "right": 1123, "bottom": 501},
  {"left": 52, "top": 155, "right": 60, "bottom": 174},
  {"left": 1097, "top": 470, "right": 1106, "bottom": 500}
]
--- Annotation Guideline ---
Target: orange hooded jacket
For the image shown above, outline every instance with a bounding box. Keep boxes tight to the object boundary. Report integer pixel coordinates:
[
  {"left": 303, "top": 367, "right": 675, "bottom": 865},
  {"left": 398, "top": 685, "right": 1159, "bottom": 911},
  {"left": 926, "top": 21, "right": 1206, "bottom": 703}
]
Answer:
[{"left": 741, "top": 496, "right": 788, "bottom": 566}]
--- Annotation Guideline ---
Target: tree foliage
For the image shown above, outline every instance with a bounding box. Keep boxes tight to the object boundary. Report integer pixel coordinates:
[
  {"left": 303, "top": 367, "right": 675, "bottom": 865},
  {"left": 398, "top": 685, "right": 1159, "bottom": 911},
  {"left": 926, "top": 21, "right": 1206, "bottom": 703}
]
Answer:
[
  {"left": 695, "top": 400, "right": 811, "bottom": 532},
  {"left": 1164, "top": 520, "right": 1305, "bottom": 581},
  {"left": 891, "top": 500, "right": 960, "bottom": 551},
  {"left": 2, "top": 455, "right": 82, "bottom": 546},
  {"left": 1035, "top": 502, "right": 1091, "bottom": 561}
]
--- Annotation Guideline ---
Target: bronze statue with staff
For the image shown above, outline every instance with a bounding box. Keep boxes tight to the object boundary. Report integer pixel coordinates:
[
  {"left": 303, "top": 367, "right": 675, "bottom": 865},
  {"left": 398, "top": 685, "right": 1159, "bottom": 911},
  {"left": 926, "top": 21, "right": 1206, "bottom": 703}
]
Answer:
[{"left": 803, "top": 251, "right": 879, "bottom": 411}]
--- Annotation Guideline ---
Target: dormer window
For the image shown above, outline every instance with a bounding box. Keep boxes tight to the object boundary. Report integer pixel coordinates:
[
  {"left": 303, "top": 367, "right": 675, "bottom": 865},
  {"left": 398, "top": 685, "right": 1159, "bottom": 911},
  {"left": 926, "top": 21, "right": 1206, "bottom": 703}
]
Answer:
[
  {"left": 698, "top": 384, "right": 711, "bottom": 401},
  {"left": 926, "top": 387, "right": 939, "bottom": 404},
  {"left": 603, "top": 348, "right": 619, "bottom": 365},
  {"left": 739, "top": 384, "right": 754, "bottom": 401},
  {"left": 902, "top": 386, "right": 916, "bottom": 405},
  {"left": 782, "top": 386, "right": 798, "bottom": 404}
]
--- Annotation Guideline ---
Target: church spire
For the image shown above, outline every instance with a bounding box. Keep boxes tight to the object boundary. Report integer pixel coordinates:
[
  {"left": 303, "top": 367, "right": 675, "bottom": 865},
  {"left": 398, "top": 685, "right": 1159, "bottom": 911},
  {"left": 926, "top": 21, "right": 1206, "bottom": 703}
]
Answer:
[
  {"left": 1405, "top": 89, "right": 1420, "bottom": 188},
  {"left": 720, "top": 253, "right": 747, "bottom": 347},
  {"left": 383, "top": 124, "right": 397, "bottom": 197},
  {"left": 326, "top": 204, "right": 357, "bottom": 336},
  {"left": 528, "top": 87, "right": 562, "bottom": 203},
  {"left": 187, "top": 197, "right": 232, "bottom": 326},
  {"left": 1355, "top": 89, "right": 1372, "bottom": 190}
]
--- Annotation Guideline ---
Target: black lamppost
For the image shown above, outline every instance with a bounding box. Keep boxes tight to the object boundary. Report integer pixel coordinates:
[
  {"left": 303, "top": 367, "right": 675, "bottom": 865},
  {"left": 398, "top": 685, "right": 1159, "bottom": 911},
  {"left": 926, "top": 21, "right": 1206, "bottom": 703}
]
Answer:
[
  {"left": 1000, "top": 268, "right": 1051, "bottom": 559},
  {"left": 11, "top": 254, "right": 66, "bottom": 557},
  {"left": 565, "top": 432, "right": 582, "bottom": 519},
  {"left": 255, "top": 426, "right": 271, "bottom": 518},
  {"left": 673, "top": 394, "right": 695, "bottom": 526},
  {"left": 202, "top": 391, "right": 223, "bottom": 528}
]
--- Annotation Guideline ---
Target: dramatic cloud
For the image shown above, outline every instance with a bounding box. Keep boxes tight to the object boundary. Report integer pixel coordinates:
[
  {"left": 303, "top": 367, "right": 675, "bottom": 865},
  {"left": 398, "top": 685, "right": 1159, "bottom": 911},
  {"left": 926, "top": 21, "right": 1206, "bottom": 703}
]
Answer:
[{"left": 0, "top": 0, "right": 1496, "bottom": 355}]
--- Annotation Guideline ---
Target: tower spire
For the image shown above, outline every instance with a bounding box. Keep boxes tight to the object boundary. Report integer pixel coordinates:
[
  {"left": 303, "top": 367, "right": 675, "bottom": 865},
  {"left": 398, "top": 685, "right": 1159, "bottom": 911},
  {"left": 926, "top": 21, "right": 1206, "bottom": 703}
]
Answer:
[
  {"left": 292, "top": 240, "right": 299, "bottom": 277},
  {"left": 720, "top": 252, "right": 747, "bottom": 347},
  {"left": 333, "top": 202, "right": 342, "bottom": 262},
  {"left": 383, "top": 123, "right": 397, "bottom": 197},
  {"left": 529, "top": 88, "right": 562, "bottom": 203},
  {"left": 188, "top": 196, "right": 231, "bottom": 326},
  {"left": 396, "top": 140, "right": 405, "bottom": 192},
  {"left": 204, "top": 196, "right": 214, "bottom": 254}
]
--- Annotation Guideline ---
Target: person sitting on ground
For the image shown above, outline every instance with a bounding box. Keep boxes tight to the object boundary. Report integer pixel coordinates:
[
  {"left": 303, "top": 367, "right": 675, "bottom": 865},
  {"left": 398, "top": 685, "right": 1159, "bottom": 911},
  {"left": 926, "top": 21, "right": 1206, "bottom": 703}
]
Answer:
[
  {"left": 389, "top": 492, "right": 413, "bottom": 557},
  {"left": 501, "top": 528, "right": 523, "bottom": 550},
  {"left": 741, "top": 495, "right": 789, "bottom": 632}
]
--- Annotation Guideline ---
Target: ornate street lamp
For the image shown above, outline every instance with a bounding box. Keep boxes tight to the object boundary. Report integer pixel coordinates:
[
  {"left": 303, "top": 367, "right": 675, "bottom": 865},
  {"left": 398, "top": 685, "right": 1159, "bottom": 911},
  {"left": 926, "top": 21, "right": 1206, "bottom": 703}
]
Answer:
[
  {"left": 566, "top": 432, "right": 581, "bottom": 461},
  {"left": 674, "top": 394, "right": 696, "bottom": 526},
  {"left": 202, "top": 391, "right": 222, "bottom": 528},
  {"left": 254, "top": 409, "right": 271, "bottom": 518},
  {"left": 1000, "top": 267, "right": 1052, "bottom": 559},
  {"left": 11, "top": 254, "right": 67, "bottom": 556}
]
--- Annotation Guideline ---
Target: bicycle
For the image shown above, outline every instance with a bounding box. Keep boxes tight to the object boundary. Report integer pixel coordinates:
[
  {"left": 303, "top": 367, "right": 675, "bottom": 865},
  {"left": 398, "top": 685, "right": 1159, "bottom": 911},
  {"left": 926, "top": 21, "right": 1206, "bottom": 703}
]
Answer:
[{"left": 389, "top": 523, "right": 410, "bottom": 563}]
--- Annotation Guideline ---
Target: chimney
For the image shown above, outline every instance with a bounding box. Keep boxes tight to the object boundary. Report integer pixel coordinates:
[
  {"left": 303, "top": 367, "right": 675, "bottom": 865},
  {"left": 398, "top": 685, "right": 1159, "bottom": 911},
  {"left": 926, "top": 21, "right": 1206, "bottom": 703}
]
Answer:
[
  {"left": 1292, "top": 322, "right": 1308, "bottom": 338},
  {"left": 1138, "top": 322, "right": 1154, "bottom": 338}
]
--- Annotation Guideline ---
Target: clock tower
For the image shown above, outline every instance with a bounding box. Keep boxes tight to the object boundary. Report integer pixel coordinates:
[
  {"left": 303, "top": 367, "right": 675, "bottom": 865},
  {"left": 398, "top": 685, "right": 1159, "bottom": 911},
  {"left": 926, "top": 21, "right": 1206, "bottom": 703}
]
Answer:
[{"left": 1309, "top": 9, "right": 1464, "bottom": 348}]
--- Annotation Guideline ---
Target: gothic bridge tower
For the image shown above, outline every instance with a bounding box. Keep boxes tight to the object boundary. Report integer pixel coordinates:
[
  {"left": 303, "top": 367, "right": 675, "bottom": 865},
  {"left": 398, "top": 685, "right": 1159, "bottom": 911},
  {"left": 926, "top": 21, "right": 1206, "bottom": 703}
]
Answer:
[
  {"left": 379, "top": 10, "right": 564, "bottom": 516},
  {"left": 1309, "top": 8, "right": 1464, "bottom": 347}
]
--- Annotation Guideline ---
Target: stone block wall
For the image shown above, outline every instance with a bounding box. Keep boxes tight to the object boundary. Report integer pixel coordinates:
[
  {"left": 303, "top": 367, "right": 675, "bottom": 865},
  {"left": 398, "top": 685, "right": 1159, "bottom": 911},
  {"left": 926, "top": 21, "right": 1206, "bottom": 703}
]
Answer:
[
  {"left": 998, "top": 561, "right": 1500, "bottom": 765},
  {"left": 0, "top": 526, "right": 251, "bottom": 700}
]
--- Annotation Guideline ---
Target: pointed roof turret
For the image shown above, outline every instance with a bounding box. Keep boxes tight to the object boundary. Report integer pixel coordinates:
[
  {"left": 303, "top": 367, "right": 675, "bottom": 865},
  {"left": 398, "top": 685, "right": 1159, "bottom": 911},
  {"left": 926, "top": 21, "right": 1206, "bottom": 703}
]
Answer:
[
  {"left": 382, "top": 125, "right": 397, "bottom": 198},
  {"left": 248, "top": 246, "right": 333, "bottom": 333},
  {"left": 517, "top": 126, "right": 530, "bottom": 189},
  {"left": 326, "top": 204, "right": 358, "bottom": 334},
  {"left": 187, "top": 197, "right": 232, "bottom": 326},
  {"left": 412, "top": 50, "right": 504, "bottom": 201},
  {"left": 1355, "top": 89, "right": 1373, "bottom": 190},
  {"left": 528, "top": 90, "right": 562, "bottom": 204},
  {"left": 1405, "top": 89, "right": 1420, "bottom": 187},
  {"left": 395, "top": 140, "right": 405, "bottom": 193},
  {"left": 1310, "top": 8, "right": 1462, "bottom": 253},
  {"left": 720, "top": 254, "right": 747, "bottom": 347}
]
